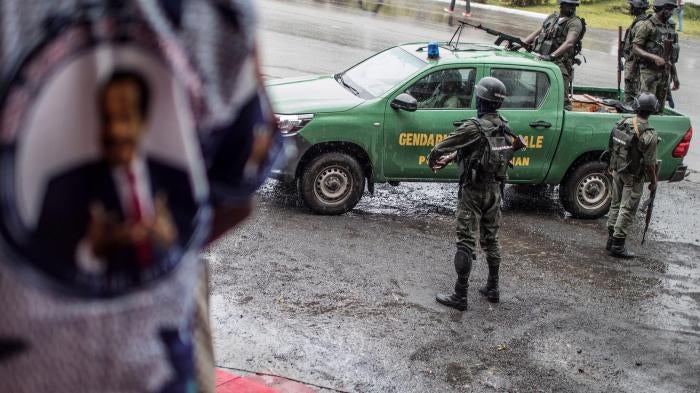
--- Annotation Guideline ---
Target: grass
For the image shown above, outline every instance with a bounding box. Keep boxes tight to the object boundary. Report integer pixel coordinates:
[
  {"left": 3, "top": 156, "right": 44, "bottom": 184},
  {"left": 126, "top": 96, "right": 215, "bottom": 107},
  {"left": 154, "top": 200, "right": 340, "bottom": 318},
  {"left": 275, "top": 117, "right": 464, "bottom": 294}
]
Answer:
[{"left": 492, "top": 1, "right": 700, "bottom": 37}]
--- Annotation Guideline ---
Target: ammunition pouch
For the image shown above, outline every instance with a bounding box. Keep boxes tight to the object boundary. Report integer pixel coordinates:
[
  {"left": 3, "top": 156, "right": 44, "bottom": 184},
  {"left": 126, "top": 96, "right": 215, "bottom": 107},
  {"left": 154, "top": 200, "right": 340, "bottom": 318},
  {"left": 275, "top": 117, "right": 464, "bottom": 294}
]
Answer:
[
  {"left": 671, "top": 43, "right": 679, "bottom": 64},
  {"left": 535, "top": 39, "right": 554, "bottom": 55}
]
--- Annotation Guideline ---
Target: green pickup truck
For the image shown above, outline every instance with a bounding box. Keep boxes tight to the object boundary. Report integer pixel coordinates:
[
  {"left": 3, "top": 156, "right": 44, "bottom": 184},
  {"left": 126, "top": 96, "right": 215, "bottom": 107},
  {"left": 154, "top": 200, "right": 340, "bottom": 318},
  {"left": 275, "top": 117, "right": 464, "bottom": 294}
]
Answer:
[{"left": 267, "top": 42, "right": 692, "bottom": 218}]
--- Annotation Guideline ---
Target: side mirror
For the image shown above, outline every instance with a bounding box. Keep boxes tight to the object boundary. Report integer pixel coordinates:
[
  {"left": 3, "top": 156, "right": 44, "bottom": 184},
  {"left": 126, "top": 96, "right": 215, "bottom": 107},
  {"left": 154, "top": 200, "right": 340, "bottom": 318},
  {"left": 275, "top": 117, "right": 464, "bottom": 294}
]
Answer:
[{"left": 391, "top": 93, "right": 418, "bottom": 112}]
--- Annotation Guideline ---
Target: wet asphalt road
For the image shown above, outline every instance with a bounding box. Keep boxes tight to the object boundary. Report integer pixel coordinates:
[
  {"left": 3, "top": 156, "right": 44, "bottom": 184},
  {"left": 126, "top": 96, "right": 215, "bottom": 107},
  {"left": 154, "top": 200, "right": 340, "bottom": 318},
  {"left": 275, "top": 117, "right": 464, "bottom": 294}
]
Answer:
[{"left": 205, "top": 1, "right": 700, "bottom": 392}]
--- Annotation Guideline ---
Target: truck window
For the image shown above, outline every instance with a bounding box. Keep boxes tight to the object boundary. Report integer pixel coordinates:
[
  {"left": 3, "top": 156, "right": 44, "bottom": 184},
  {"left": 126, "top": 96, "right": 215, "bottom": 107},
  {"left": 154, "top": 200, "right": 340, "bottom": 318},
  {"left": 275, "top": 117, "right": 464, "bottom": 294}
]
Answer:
[
  {"left": 490, "top": 68, "right": 550, "bottom": 109},
  {"left": 408, "top": 68, "right": 476, "bottom": 109},
  {"left": 343, "top": 47, "right": 426, "bottom": 98}
]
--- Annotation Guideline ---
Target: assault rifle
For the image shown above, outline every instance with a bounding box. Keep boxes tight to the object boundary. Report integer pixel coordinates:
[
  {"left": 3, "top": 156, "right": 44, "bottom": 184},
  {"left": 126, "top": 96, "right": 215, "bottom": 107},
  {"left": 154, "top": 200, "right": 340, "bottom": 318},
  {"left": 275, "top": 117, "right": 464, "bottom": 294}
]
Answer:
[
  {"left": 662, "top": 37, "right": 673, "bottom": 74},
  {"left": 617, "top": 26, "right": 623, "bottom": 100},
  {"left": 641, "top": 163, "right": 660, "bottom": 245},
  {"left": 450, "top": 20, "right": 532, "bottom": 52}
]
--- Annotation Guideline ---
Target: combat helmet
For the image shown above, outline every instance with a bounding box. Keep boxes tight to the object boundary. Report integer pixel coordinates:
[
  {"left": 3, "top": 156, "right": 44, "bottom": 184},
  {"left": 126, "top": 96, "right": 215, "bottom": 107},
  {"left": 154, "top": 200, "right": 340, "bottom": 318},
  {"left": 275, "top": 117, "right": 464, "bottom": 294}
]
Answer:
[
  {"left": 438, "top": 69, "right": 462, "bottom": 94},
  {"left": 559, "top": 0, "right": 581, "bottom": 5},
  {"left": 628, "top": 0, "right": 649, "bottom": 9},
  {"left": 475, "top": 77, "right": 507, "bottom": 103},
  {"left": 632, "top": 92, "right": 659, "bottom": 113},
  {"left": 653, "top": 0, "right": 677, "bottom": 8}
]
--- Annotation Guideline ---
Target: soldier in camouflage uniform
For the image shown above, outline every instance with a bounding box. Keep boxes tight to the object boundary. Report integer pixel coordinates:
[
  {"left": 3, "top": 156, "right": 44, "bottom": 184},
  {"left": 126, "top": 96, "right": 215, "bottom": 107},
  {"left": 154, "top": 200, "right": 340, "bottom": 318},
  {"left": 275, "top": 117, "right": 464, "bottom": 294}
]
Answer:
[
  {"left": 605, "top": 93, "right": 659, "bottom": 258},
  {"left": 522, "top": 0, "right": 585, "bottom": 110},
  {"left": 623, "top": 0, "right": 651, "bottom": 105},
  {"left": 633, "top": 0, "right": 680, "bottom": 114},
  {"left": 428, "top": 77, "right": 524, "bottom": 311}
]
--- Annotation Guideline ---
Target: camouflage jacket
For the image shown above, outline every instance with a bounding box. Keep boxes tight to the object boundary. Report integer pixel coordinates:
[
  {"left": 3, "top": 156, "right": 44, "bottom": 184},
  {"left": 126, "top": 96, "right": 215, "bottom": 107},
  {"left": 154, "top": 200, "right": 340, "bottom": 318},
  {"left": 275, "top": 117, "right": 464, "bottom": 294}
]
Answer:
[
  {"left": 623, "top": 13, "right": 652, "bottom": 61},
  {"left": 633, "top": 14, "right": 680, "bottom": 69},
  {"left": 534, "top": 12, "right": 584, "bottom": 68}
]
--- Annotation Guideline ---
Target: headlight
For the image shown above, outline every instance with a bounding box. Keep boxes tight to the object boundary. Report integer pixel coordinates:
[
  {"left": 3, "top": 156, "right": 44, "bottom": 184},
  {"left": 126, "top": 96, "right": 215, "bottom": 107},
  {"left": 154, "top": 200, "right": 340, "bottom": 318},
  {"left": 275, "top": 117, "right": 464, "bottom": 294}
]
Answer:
[{"left": 275, "top": 114, "right": 314, "bottom": 136}]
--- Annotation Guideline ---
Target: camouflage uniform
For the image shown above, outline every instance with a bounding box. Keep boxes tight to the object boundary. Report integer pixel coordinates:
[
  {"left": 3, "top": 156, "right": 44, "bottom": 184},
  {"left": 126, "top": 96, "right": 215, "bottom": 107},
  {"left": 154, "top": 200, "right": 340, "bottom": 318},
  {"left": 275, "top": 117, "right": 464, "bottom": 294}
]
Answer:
[
  {"left": 428, "top": 113, "right": 511, "bottom": 278},
  {"left": 623, "top": 13, "right": 651, "bottom": 105},
  {"left": 533, "top": 13, "right": 584, "bottom": 110},
  {"left": 633, "top": 14, "right": 679, "bottom": 113},
  {"left": 606, "top": 117, "right": 658, "bottom": 238}
]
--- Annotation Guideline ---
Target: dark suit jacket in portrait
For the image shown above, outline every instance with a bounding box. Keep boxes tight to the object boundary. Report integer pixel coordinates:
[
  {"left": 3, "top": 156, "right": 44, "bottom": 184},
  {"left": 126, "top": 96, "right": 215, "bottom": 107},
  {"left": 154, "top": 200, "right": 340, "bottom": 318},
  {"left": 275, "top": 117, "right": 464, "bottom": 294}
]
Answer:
[{"left": 32, "top": 157, "right": 198, "bottom": 291}]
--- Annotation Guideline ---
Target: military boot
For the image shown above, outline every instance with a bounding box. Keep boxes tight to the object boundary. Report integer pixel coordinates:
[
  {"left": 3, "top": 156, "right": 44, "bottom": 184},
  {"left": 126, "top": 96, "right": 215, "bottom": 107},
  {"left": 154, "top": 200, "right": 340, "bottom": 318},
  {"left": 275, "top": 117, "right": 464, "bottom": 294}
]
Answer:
[
  {"left": 609, "top": 236, "right": 636, "bottom": 259},
  {"left": 605, "top": 227, "right": 615, "bottom": 252},
  {"left": 479, "top": 264, "right": 500, "bottom": 303},
  {"left": 436, "top": 250, "right": 471, "bottom": 311}
]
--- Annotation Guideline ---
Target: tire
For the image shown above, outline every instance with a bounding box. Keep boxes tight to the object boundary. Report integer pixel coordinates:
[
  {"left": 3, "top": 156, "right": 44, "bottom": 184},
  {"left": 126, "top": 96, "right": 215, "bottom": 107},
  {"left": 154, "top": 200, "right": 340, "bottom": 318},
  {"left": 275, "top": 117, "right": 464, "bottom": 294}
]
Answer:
[
  {"left": 299, "top": 152, "right": 365, "bottom": 215},
  {"left": 559, "top": 161, "right": 612, "bottom": 219}
]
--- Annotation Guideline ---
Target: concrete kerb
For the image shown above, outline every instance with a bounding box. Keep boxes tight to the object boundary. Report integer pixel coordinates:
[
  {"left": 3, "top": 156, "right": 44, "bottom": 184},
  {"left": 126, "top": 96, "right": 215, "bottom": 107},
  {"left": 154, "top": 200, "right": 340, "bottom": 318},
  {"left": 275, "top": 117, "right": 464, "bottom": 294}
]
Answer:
[{"left": 433, "top": 0, "right": 547, "bottom": 20}]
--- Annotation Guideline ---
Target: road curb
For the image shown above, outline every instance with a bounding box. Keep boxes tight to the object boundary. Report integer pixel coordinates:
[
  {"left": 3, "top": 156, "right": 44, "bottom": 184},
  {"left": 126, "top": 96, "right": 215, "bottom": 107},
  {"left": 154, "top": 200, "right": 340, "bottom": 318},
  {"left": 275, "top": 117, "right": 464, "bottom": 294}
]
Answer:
[
  {"left": 434, "top": 0, "right": 547, "bottom": 20},
  {"left": 216, "top": 368, "right": 317, "bottom": 393}
]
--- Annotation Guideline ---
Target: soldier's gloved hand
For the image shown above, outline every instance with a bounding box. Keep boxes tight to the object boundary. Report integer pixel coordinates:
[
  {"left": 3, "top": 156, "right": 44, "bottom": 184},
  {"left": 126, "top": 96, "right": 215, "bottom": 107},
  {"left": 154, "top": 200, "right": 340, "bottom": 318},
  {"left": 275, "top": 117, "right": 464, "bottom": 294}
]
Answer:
[
  {"left": 537, "top": 54, "right": 554, "bottom": 62},
  {"left": 672, "top": 80, "right": 680, "bottom": 91},
  {"left": 648, "top": 182, "right": 657, "bottom": 192}
]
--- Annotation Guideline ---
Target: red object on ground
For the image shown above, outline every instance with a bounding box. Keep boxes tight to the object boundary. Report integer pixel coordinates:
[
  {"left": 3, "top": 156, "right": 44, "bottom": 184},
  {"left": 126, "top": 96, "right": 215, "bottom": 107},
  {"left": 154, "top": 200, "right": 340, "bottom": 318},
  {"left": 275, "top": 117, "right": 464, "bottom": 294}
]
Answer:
[{"left": 216, "top": 368, "right": 316, "bottom": 393}]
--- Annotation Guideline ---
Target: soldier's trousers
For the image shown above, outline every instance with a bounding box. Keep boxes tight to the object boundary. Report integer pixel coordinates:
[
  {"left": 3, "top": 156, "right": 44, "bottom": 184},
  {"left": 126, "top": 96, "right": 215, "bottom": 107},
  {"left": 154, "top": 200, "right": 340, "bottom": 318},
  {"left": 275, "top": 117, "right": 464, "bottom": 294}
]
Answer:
[
  {"left": 623, "top": 59, "right": 640, "bottom": 105},
  {"left": 456, "top": 182, "right": 502, "bottom": 268},
  {"left": 606, "top": 172, "right": 644, "bottom": 238},
  {"left": 555, "top": 61, "right": 573, "bottom": 110},
  {"left": 639, "top": 66, "right": 670, "bottom": 114}
]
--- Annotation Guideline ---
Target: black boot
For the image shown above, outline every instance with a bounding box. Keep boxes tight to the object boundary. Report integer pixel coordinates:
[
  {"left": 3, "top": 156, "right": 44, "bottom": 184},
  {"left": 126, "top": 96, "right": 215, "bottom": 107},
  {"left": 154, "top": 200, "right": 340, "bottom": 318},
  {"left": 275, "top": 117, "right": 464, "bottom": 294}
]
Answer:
[
  {"left": 605, "top": 228, "right": 615, "bottom": 251},
  {"left": 479, "top": 264, "right": 500, "bottom": 303},
  {"left": 609, "top": 236, "right": 636, "bottom": 259},
  {"left": 436, "top": 293, "right": 468, "bottom": 311},
  {"left": 436, "top": 250, "right": 471, "bottom": 311}
]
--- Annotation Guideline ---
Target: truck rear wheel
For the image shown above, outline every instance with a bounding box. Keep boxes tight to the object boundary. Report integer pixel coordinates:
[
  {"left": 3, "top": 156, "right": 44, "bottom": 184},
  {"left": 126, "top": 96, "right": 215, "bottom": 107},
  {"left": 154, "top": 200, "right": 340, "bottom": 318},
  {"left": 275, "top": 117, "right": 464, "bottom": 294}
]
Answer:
[
  {"left": 299, "top": 152, "right": 365, "bottom": 215},
  {"left": 559, "top": 161, "right": 611, "bottom": 219}
]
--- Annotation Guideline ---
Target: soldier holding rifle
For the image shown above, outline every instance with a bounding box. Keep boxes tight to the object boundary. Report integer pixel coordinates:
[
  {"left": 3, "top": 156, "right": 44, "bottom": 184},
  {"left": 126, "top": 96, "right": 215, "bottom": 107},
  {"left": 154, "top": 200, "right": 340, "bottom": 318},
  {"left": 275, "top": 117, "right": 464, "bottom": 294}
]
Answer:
[
  {"left": 621, "top": 0, "right": 652, "bottom": 105},
  {"left": 605, "top": 93, "right": 659, "bottom": 258},
  {"left": 633, "top": 0, "right": 680, "bottom": 114},
  {"left": 521, "top": 0, "right": 585, "bottom": 110}
]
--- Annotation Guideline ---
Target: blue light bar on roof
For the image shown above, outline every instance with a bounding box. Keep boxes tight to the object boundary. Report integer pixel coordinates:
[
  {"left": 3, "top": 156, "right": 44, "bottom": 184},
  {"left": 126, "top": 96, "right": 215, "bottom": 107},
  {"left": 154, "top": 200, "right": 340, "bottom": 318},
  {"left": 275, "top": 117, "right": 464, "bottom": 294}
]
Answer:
[{"left": 427, "top": 41, "right": 439, "bottom": 59}]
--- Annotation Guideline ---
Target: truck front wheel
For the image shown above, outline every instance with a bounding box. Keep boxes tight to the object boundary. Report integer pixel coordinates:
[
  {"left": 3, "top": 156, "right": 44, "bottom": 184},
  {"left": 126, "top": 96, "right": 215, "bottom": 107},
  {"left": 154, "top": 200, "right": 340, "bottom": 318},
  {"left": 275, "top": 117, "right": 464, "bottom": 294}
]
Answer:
[
  {"left": 559, "top": 161, "right": 611, "bottom": 219},
  {"left": 299, "top": 152, "right": 365, "bottom": 215}
]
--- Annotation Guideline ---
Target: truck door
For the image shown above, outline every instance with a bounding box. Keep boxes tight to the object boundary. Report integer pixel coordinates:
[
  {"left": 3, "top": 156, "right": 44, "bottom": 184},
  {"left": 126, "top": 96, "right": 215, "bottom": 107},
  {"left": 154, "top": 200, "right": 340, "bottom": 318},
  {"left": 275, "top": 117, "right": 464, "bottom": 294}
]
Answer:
[
  {"left": 382, "top": 66, "right": 480, "bottom": 180},
  {"left": 487, "top": 66, "right": 563, "bottom": 182}
]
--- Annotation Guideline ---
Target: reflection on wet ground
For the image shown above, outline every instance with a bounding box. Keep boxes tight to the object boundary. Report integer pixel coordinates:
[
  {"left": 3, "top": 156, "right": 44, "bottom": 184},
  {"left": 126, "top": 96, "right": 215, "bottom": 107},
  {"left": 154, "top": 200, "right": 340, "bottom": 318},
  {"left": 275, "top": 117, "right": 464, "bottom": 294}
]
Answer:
[{"left": 211, "top": 178, "right": 700, "bottom": 392}]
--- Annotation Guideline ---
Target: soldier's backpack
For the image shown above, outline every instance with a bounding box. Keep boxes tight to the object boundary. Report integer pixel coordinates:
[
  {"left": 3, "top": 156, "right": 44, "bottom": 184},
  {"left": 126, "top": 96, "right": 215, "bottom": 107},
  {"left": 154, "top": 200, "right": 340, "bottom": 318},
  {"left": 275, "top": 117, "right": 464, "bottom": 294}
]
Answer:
[
  {"left": 459, "top": 118, "right": 515, "bottom": 184},
  {"left": 608, "top": 117, "right": 644, "bottom": 174}
]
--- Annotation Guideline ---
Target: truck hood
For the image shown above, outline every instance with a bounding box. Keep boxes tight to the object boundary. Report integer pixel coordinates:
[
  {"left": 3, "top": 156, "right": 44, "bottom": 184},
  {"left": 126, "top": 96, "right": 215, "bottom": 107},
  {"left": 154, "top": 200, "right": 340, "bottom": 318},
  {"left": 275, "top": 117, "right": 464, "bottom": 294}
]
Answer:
[{"left": 266, "top": 75, "right": 364, "bottom": 114}]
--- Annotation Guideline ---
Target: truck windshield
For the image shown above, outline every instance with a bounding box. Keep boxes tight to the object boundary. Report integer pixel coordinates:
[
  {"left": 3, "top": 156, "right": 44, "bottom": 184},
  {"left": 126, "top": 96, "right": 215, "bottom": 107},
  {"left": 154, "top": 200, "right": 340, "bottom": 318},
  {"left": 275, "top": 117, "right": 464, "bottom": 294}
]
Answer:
[{"left": 341, "top": 47, "right": 426, "bottom": 98}]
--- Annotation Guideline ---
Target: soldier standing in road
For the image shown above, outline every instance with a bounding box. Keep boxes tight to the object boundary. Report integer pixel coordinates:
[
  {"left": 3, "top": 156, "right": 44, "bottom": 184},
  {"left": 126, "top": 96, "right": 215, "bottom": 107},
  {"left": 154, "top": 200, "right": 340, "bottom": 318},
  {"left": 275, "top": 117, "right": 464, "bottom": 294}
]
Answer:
[
  {"left": 428, "top": 77, "right": 523, "bottom": 311},
  {"left": 521, "top": 0, "right": 585, "bottom": 110},
  {"left": 622, "top": 0, "right": 651, "bottom": 105},
  {"left": 605, "top": 93, "right": 659, "bottom": 258},
  {"left": 632, "top": 0, "right": 680, "bottom": 114}
]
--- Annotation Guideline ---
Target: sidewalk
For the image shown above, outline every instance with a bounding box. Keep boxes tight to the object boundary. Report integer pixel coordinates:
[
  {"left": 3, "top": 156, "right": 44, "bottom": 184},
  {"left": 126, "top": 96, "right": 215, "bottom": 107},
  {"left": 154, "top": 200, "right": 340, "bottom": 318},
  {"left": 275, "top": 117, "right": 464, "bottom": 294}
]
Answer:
[
  {"left": 216, "top": 368, "right": 317, "bottom": 393},
  {"left": 434, "top": 0, "right": 546, "bottom": 20}
]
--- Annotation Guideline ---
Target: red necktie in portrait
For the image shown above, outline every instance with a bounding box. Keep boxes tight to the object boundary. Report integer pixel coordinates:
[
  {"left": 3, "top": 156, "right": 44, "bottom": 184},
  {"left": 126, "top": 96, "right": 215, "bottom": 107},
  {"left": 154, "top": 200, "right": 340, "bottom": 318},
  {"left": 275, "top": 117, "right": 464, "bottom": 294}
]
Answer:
[{"left": 126, "top": 168, "right": 152, "bottom": 267}]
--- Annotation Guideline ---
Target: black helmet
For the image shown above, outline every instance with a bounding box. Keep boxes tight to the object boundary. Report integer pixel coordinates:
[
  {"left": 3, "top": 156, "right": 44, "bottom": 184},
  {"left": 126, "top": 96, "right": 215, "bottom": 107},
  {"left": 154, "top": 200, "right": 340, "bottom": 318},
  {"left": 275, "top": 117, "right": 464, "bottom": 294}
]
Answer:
[
  {"left": 475, "top": 77, "right": 507, "bottom": 103},
  {"left": 633, "top": 92, "right": 659, "bottom": 113},
  {"left": 653, "top": 0, "right": 677, "bottom": 8},
  {"left": 628, "top": 0, "right": 649, "bottom": 8},
  {"left": 439, "top": 69, "right": 462, "bottom": 93},
  {"left": 559, "top": 0, "right": 580, "bottom": 5},
  {"left": 439, "top": 69, "right": 462, "bottom": 83}
]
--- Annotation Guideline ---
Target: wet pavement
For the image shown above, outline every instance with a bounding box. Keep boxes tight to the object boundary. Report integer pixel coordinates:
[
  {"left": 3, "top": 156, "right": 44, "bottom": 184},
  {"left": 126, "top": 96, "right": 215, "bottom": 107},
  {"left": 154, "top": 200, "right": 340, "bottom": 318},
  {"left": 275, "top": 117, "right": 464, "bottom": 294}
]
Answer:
[
  {"left": 207, "top": 178, "right": 699, "bottom": 392},
  {"left": 205, "top": 1, "right": 700, "bottom": 392}
]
